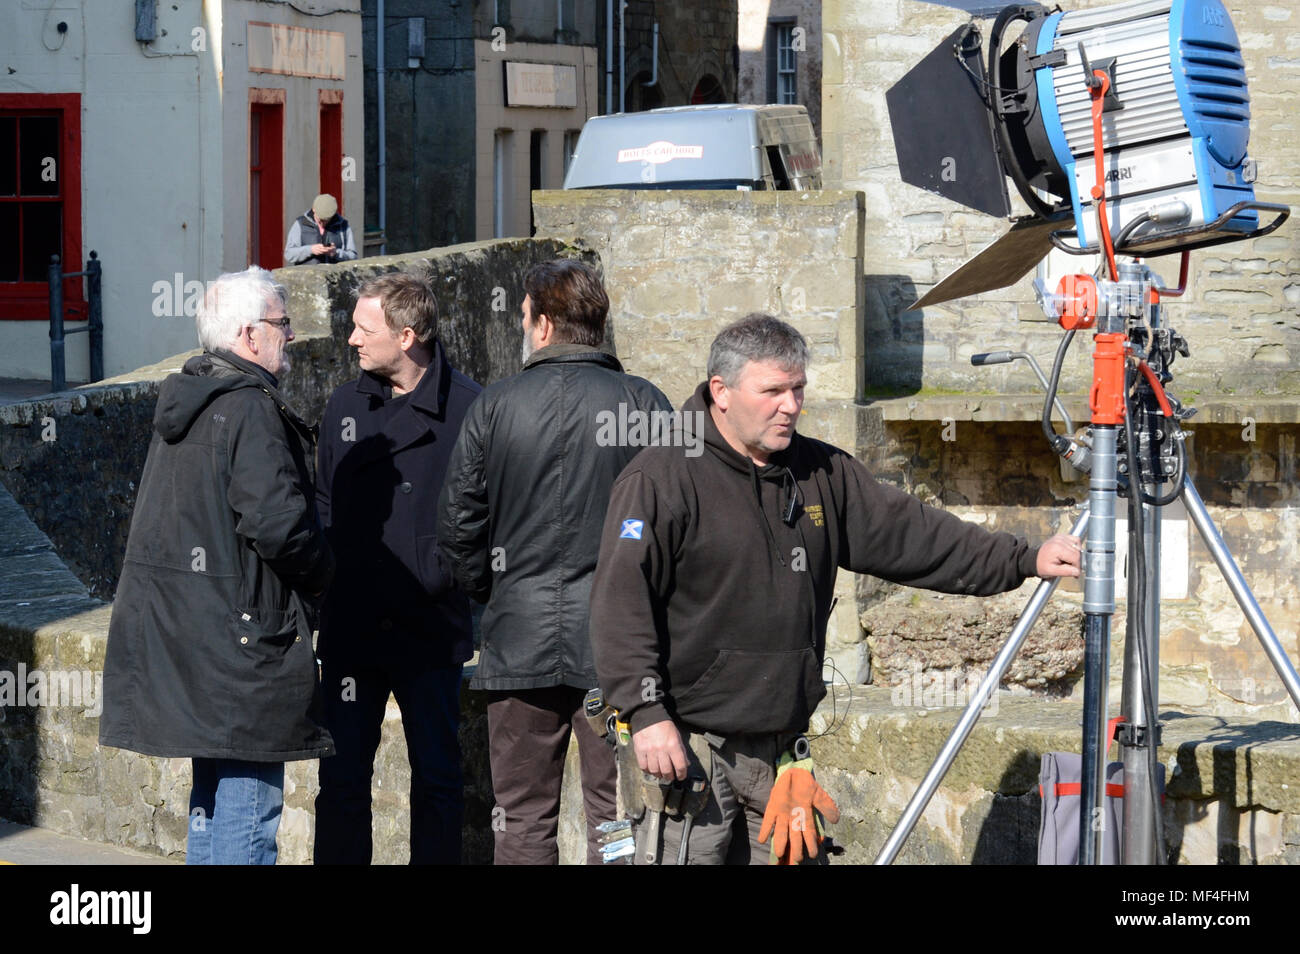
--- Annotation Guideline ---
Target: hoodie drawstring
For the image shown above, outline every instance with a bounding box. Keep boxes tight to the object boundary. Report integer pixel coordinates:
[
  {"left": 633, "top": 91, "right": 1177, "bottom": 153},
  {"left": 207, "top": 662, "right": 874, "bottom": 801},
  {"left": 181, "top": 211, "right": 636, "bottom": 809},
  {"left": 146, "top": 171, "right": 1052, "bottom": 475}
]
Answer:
[{"left": 750, "top": 459, "right": 786, "bottom": 568}]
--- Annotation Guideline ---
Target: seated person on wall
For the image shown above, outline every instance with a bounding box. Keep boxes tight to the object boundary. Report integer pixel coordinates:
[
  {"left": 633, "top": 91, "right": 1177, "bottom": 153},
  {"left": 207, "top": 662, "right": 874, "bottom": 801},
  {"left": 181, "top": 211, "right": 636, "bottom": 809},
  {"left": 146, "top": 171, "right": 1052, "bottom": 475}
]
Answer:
[
  {"left": 285, "top": 193, "right": 358, "bottom": 266},
  {"left": 589, "top": 313, "right": 1083, "bottom": 865}
]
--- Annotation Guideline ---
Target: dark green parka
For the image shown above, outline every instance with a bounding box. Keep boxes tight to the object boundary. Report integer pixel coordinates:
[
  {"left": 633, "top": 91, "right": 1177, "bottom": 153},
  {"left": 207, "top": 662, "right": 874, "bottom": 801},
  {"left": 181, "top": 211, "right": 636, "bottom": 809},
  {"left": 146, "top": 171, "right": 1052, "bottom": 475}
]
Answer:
[{"left": 99, "top": 351, "right": 335, "bottom": 761}]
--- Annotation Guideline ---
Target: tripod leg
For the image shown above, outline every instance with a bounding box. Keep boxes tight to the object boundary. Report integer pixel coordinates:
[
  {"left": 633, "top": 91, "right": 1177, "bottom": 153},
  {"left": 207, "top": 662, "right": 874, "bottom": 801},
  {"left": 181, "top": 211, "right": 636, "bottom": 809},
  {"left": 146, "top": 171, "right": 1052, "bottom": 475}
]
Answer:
[
  {"left": 1182, "top": 478, "right": 1300, "bottom": 711},
  {"left": 1121, "top": 495, "right": 1161, "bottom": 864},
  {"left": 873, "top": 509, "right": 1090, "bottom": 865},
  {"left": 1079, "top": 614, "right": 1112, "bottom": 865}
]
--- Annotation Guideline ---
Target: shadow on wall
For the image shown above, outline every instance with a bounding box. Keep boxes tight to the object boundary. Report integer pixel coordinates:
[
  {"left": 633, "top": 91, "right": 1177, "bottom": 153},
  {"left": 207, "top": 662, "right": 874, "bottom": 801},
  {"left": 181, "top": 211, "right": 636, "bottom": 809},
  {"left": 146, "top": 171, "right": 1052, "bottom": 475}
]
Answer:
[
  {"left": 863, "top": 275, "right": 921, "bottom": 396},
  {"left": 969, "top": 752, "right": 1042, "bottom": 864},
  {"left": 1162, "top": 711, "right": 1300, "bottom": 865}
]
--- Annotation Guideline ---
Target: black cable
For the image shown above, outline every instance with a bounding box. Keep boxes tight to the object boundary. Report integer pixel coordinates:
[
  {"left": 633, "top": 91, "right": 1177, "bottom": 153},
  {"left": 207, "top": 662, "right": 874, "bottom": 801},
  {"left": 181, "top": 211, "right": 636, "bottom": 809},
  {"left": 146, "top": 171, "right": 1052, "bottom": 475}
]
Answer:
[
  {"left": 808, "top": 657, "right": 852, "bottom": 741},
  {"left": 1123, "top": 369, "right": 1168, "bottom": 861},
  {"left": 953, "top": 22, "right": 1035, "bottom": 104},
  {"left": 1042, "top": 328, "right": 1077, "bottom": 448},
  {"left": 1115, "top": 211, "right": 1153, "bottom": 251},
  {"left": 1140, "top": 435, "right": 1185, "bottom": 506}
]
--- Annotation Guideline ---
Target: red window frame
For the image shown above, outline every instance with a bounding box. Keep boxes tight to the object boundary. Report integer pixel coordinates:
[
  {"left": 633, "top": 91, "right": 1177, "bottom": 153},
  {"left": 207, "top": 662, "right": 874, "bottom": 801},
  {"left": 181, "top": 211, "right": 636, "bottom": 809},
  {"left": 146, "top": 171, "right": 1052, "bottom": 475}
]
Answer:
[{"left": 0, "top": 93, "right": 83, "bottom": 321}]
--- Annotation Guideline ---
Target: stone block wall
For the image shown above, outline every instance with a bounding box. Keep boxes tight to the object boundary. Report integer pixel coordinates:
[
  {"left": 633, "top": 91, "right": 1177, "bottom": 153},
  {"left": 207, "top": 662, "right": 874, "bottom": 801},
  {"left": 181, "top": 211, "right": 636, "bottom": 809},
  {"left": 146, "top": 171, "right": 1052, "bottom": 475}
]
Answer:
[
  {"left": 860, "top": 402, "right": 1300, "bottom": 719},
  {"left": 533, "top": 187, "right": 868, "bottom": 661},
  {"left": 822, "top": 0, "right": 1300, "bottom": 398},
  {"left": 533, "top": 189, "right": 866, "bottom": 407},
  {"left": 816, "top": 689, "right": 1300, "bottom": 865}
]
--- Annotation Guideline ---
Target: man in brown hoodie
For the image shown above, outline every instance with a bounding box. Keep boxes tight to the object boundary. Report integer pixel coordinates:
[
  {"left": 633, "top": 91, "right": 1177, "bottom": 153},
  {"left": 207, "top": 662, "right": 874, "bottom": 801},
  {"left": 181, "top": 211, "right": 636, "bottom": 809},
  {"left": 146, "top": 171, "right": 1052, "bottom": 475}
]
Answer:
[{"left": 590, "top": 313, "right": 1081, "bottom": 865}]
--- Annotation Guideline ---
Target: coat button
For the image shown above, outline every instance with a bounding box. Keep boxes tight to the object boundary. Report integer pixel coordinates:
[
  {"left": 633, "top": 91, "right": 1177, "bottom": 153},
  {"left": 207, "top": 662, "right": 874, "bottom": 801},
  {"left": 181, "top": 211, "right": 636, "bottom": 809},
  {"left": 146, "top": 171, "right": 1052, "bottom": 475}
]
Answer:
[
  {"left": 380, "top": 618, "right": 393, "bottom": 631},
  {"left": 240, "top": 636, "right": 248, "bottom": 644},
  {"left": 400, "top": 481, "right": 412, "bottom": 494},
  {"left": 296, "top": 635, "right": 302, "bottom": 642}
]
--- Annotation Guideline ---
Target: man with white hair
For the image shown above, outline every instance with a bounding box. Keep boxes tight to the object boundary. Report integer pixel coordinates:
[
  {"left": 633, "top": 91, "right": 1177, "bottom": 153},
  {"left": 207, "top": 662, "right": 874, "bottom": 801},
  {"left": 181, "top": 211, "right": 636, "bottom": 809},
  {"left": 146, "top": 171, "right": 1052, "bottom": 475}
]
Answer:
[{"left": 100, "top": 266, "right": 335, "bottom": 865}]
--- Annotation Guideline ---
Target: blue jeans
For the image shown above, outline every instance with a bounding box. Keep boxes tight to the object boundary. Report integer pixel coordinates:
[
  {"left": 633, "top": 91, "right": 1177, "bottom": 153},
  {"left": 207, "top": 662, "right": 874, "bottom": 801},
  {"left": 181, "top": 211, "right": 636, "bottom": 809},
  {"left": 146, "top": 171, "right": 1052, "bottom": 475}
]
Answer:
[
  {"left": 187, "top": 758, "right": 285, "bottom": 865},
  {"left": 314, "top": 648, "right": 463, "bottom": 865}
]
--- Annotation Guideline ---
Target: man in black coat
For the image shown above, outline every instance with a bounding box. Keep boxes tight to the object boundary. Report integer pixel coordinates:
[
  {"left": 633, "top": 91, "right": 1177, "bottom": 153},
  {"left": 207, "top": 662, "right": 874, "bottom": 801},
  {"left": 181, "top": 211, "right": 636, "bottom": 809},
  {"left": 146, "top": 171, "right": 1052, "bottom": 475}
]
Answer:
[
  {"left": 313, "top": 272, "right": 481, "bottom": 865},
  {"left": 438, "top": 259, "right": 672, "bottom": 864},
  {"left": 100, "top": 266, "right": 334, "bottom": 865}
]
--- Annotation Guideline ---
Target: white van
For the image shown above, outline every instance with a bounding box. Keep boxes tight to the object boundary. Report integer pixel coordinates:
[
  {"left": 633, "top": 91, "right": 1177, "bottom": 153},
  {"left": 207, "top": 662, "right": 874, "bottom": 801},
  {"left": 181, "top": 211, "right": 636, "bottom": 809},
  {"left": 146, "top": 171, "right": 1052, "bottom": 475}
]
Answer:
[{"left": 562, "top": 104, "right": 822, "bottom": 191}]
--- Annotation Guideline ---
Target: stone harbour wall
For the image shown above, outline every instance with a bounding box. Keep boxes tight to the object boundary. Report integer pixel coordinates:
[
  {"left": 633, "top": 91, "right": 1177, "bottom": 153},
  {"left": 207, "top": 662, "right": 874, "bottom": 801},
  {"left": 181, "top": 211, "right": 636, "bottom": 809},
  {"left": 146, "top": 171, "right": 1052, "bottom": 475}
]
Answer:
[{"left": 5, "top": 547, "right": 1299, "bottom": 866}]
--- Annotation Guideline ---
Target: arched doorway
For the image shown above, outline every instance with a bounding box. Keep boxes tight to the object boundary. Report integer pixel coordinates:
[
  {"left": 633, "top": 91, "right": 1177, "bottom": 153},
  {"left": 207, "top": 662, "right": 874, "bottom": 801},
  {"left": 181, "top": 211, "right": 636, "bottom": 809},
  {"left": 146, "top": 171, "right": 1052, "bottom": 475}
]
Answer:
[
  {"left": 625, "top": 71, "right": 664, "bottom": 112},
  {"left": 690, "top": 75, "right": 726, "bottom": 105}
]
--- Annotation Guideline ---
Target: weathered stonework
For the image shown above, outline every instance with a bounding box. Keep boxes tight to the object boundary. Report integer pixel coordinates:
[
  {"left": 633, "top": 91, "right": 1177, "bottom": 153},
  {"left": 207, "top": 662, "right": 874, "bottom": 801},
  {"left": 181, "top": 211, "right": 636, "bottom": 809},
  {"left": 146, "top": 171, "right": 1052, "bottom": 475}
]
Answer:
[
  {"left": 854, "top": 404, "right": 1300, "bottom": 718},
  {"left": 863, "top": 588, "right": 1086, "bottom": 694},
  {"left": 813, "top": 688, "right": 1300, "bottom": 865},
  {"left": 533, "top": 189, "right": 866, "bottom": 407},
  {"left": 621, "top": 0, "right": 738, "bottom": 110}
]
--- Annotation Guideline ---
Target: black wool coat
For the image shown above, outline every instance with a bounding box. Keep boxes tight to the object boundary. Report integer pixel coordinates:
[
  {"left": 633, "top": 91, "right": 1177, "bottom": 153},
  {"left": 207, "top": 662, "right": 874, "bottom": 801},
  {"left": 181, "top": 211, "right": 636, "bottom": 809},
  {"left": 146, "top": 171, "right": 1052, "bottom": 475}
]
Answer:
[
  {"left": 315, "top": 341, "right": 481, "bottom": 664},
  {"left": 99, "top": 351, "right": 336, "bottom": 762}
]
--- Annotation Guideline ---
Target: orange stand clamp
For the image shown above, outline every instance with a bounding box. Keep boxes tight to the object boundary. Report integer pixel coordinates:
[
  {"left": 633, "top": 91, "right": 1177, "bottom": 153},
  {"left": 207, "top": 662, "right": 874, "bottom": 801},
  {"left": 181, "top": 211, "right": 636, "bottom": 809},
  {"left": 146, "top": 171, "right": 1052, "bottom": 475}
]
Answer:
[{"left": 1090, "top": 333, "right": 1128, "bottom": 425}]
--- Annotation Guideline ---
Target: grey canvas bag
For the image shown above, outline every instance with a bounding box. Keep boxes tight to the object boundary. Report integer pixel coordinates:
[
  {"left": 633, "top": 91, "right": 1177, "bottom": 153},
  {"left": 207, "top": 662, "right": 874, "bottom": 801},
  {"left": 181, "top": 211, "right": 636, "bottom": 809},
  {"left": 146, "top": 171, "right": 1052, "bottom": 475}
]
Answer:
[{"left": 1037, "top": 718, "right": 1165, "bottom": 864}]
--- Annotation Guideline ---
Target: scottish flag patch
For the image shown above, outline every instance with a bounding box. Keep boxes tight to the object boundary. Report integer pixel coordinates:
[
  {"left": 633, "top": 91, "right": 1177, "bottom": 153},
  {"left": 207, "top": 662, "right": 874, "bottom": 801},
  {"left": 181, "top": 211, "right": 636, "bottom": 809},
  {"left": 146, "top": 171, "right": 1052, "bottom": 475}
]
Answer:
[{"left": 619, "top": 519, "right": 644, "bottom": 540}]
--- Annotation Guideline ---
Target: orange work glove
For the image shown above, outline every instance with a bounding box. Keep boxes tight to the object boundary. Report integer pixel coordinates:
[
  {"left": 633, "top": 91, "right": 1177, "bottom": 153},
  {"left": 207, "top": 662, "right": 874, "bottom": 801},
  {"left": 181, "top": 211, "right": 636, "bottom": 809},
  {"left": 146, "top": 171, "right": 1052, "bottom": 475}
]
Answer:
[{"left": 758, "top": 764, "right": 840, "bottom": 865}]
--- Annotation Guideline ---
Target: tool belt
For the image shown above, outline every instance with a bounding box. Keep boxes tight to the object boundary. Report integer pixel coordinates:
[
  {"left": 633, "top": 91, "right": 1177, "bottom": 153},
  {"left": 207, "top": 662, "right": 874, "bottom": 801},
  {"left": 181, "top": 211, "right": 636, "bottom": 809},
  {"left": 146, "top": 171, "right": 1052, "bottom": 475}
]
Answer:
[{"left": 616, "top": 729, "right": 715, "bottom": 821}]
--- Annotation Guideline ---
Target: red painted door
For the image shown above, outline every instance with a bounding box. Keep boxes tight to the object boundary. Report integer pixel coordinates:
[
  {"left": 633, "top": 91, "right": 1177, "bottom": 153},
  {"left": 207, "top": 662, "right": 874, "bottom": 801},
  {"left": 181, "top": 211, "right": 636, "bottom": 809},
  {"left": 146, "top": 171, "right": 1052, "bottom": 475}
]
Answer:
[{"left": 249, "top": 101, "right": 284, "bottom": 269}]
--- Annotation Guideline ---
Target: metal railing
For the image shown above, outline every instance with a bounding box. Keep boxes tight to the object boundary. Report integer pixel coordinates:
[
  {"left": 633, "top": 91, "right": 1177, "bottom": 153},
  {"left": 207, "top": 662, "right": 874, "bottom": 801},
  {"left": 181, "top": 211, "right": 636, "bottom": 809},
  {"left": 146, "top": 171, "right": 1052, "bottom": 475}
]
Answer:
[{"left": 48, "top": 251, "right": 103, "bottom": 392}]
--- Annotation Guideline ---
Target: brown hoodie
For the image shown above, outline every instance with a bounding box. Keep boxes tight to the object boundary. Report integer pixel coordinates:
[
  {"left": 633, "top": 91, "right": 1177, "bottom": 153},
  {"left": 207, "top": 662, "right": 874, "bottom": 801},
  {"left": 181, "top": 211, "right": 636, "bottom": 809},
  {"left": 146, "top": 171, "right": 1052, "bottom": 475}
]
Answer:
[{"left": 589, "top": 381, "right": 1040, "bottom": 736}]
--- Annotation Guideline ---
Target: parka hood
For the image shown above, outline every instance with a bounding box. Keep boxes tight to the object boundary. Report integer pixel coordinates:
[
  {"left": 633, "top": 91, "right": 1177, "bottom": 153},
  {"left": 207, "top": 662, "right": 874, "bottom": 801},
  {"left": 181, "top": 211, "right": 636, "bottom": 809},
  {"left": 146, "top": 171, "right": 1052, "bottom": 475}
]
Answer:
[{"left": 154, "top": 351, "right": 276, "bottom": 443}]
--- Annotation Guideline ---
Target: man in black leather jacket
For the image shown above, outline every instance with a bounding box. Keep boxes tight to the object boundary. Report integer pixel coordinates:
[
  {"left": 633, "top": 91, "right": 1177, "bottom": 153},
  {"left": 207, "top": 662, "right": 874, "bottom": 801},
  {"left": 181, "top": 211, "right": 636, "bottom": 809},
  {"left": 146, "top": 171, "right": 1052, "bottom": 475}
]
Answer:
[{"left": 438, "top": 259, "right": 671, "bottom": 864}]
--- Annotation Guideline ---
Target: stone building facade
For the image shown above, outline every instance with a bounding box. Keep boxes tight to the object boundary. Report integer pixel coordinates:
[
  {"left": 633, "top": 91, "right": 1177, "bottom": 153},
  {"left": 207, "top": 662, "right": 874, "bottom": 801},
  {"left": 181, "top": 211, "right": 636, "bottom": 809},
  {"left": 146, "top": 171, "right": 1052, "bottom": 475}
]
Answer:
[
  {"left": 616, "top": 0, "right": 738, "bottom": 113},
  {"left": 0, "top": 0, "right": 364, "bottom": 381},
  {"left": 361, "top": 0, "right": 598, "bottom": 251},
  {"left": 737, "top": 0, "right": 822, "bottom": 140}
]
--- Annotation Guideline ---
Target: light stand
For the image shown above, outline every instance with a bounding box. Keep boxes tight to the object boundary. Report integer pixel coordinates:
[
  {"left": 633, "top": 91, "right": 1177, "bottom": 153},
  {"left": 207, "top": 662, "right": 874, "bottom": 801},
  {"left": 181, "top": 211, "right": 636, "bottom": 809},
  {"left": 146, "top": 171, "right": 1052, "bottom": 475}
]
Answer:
[{"left": 873, "top": 254, "right": 1300, "bottom": 868}]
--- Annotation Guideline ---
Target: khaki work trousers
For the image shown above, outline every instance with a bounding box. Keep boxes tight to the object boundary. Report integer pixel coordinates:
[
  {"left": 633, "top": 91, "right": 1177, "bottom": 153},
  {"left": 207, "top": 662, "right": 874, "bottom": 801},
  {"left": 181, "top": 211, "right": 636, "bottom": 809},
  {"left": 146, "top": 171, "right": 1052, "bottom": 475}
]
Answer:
[{"left": 631, "top": 730, "right": 820, "bottom": 866}]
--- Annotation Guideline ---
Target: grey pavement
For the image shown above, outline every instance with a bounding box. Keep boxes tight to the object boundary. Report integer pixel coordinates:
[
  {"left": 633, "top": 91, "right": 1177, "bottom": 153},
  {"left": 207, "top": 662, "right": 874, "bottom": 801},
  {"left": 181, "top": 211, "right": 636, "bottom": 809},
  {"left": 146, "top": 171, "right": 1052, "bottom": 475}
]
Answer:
[{"left": 0, "top": 820, "right": 178, "bottom": 865}]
